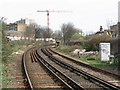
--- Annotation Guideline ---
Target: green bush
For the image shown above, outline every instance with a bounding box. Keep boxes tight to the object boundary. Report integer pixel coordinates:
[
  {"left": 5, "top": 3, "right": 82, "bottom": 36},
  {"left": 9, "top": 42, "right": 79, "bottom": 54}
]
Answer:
[
  {"left": 70, "top": 45, "right": 83, "bottom": 50},
  {"left": 87, "top": 58, "right": 95, "bottom": 60},
  {"left": 85, "top": 35, "right": 111, "bottom": 51},
  {"left": 56, "top": 45, "right": 83, "bottom": 54},
  {"left": 2, "top": 40, "right": 30, "bottom": 63}
]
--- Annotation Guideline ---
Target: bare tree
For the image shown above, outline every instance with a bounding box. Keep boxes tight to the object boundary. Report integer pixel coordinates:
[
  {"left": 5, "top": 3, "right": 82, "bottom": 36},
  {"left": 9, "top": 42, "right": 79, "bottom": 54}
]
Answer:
[
  {"left": 24, "top": 19, "right": 41, "bottom": 41},
  {"left": 35, "top": 26, "right": 53, "bottom": 39},
  {"left": 61, "top": 23, "right": 77, "bottom": 44},
  {"left": 52, "top": 30, "right": 62, "bottom": 40},
  {"left": 25, "top": 23, "right": 35, "bottom": 40},
  {"left": 106, "top": 19, "right": 116, "bottom": 30}
]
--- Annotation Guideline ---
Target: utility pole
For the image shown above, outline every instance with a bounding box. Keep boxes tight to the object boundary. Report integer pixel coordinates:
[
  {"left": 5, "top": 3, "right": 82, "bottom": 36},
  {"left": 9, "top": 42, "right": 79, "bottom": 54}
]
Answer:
[{"left": 37, "top": 10, "right": 71, "bottom": 37}]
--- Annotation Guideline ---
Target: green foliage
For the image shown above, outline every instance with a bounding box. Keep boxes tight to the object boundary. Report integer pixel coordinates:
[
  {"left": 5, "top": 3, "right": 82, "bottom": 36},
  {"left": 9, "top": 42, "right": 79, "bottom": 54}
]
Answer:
[
  {"left": 85, "top": 34, "right": 111, "bottom": 51},
  {"left": 61, "top": 23, "right": 78, "bottom": 44},
  {"left": 2, "top": 75, "right": 11, "bottom": 88},
  {"left": 71, "top": 33, "right": 85, "bottom": 41},
  {"left": 2, "top": 38, "right": 35, "bottom": 88},
  {"left": 55, "top": 44, "right": 117, "bottom": 70},
  {"left": 2, "top": 40, "right": 30, "bottom": 63},
  {"left": 35, "top": 40, "right": 45, "bottom": 44},
  {"left": 2, "top": 23, "right": 8, "bottom": 31},
  {"left": 87, "top": 58, "right": 95, "bottom": 60},
  {"left": 56, "top": 45, "right": 83, "bottom": 54}
]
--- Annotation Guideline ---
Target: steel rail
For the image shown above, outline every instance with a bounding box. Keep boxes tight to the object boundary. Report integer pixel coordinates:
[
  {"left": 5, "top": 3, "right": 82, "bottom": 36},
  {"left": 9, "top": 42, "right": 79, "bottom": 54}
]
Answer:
[
  {"left": 49, "top": 48, "right": 120, "bottom": 77},
  {"left": 22, "top": 48, "right": 34, "bottom": 90},
  {"left": 41, "top": 48, "right": 120, "bottom": 90},
  {"left": 36, "top": 48, "right": 85, "bottom": 90}
]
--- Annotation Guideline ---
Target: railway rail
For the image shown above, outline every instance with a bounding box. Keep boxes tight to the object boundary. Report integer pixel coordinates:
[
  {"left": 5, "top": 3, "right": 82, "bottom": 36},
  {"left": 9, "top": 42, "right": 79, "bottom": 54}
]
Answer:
[
  {"left": 49, "top": 47, "right": 120, "bottom": 78},
  {"left": 21, "top": 45, "right": 120, "bottom": 89},
  {"left": 47, "top": 48, "right": 120, "bottom": 84},
  {"left": 39, "top": 46, "right": 120, "bottom": 89},
  {"left": 48, "top": 48, "right": 120, "bottom": 86},
  {"left": 22, "top": 46, "right": 84, "bottom": 89}
]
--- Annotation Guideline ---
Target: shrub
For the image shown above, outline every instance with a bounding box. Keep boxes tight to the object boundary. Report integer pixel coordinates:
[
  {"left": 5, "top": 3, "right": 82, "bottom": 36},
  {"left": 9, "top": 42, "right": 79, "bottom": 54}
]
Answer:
[
  {"left": 56, "top": 45, "right": 83, "bottom": 54},
  {"left": 2, "top": 40, "right": 31, "bottom": 63},
  {"left": 109, "top": 38, "right": 118, "bottom": 54},
  {"left": 87, "top": 58, "right": 95, "bottom": 60},
  {"left": 85, "top": 34, "right": 111, "bottom": 51},
  {"left": 70, "top": 45, "right": 83, "bottom": 50}
]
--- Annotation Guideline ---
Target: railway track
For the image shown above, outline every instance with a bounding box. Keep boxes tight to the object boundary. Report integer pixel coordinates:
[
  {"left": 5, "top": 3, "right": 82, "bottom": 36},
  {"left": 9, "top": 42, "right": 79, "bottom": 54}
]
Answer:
[
  {"left": 21, "top": 45, "right": 120, "bottom": 89},
  {"left": 39, "top": 46, "right": 120, "bottom": 89},
  {"left": 48, "top": 47, "right": 120, "bottom": 78},
  {"left": 22, "top": 46, "right": 84, "bottom": 89},
  {"left": 48, "top": 48, "right": 120, "bottom": 84},
  {"left": 47, "top": 48, "right": 120, "bottom": 86}
]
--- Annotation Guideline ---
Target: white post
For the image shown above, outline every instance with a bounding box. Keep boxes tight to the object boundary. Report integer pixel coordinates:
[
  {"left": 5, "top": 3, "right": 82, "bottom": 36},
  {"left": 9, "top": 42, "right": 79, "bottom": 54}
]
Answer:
[{"left": 99, "top": 43, "right": 110, "bottom": 61}]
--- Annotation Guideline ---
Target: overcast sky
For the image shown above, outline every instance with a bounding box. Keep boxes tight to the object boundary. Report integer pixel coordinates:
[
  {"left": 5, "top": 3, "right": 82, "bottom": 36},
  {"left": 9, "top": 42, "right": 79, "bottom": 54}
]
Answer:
[{"left": 0, "top": 0, "right": 120, "bottom": 34}]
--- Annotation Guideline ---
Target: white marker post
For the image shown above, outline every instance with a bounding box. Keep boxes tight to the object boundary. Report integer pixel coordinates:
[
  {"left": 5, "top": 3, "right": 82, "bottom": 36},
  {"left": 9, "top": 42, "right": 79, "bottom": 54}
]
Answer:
[{"left": 99, "top": 43, "right": 110, "bottom": 61}]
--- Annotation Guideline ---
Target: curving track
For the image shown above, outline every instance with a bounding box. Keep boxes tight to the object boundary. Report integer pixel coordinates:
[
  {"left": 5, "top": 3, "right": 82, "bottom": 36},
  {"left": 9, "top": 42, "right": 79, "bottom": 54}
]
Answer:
[
  {"left": 22, "top": 46, "right": 84, "bottom": 89},
  {"left": 22, "top": 45, "right": 120, "bottom": 89},
  {"left": 40, "top": 46, "right": 120, "bottom": 89},
  {"left": 48, "top": 47, "right": 120, "bottom": 84}
]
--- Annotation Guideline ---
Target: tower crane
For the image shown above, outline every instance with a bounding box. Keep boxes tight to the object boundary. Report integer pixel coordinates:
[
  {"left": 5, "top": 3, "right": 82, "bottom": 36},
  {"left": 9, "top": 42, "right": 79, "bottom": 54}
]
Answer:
[{"left": 37, "top": 10, "right": 71, "bottom": 37}]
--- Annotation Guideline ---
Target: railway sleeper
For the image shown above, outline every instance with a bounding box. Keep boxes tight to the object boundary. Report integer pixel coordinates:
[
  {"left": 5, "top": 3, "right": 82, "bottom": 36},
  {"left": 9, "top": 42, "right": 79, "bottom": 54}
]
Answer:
[
  {"left": 36, "top": 50, "right": 85, "bottom": 90},
  {"left": 42, "top": 48, "right": 120, "bottom": 90}
]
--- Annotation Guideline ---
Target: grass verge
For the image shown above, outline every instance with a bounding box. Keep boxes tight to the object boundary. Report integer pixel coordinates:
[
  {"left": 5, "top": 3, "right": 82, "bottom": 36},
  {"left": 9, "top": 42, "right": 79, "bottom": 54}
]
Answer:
[
  {"left": 2, "top": 40, "right": 40, "bottom": 88},
  {"left": 54, "top": 45, "right": 118, "bottom": 71}
]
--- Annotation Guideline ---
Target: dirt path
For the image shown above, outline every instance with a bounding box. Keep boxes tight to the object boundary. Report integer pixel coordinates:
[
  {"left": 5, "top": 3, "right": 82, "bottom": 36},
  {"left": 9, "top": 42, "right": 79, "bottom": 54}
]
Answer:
[
  {"left": 5, "top": 48, "right": 26, "bottom": 88},
  {"left": 5, "top": 43, "right": 42, "bottom": 88}
]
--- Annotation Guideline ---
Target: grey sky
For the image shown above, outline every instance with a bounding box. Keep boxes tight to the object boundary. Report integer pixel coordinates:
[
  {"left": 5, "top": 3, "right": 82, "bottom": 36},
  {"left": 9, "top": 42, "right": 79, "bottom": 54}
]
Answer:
[{"left": 1, "top": 0, "right": 119, "bottom": 34}]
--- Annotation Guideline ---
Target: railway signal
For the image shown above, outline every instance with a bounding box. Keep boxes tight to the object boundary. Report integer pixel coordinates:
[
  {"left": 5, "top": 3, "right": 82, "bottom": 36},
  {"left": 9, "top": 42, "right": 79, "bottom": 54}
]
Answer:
[{"left": 37, "top": 10, "right": 71, "bottom": 37}]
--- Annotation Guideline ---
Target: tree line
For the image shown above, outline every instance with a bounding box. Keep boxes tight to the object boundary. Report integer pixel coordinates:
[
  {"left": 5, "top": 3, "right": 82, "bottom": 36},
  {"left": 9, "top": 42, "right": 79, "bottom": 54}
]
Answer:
[{"left": 25, "top": 22, "right": 84, "bottom": 44}]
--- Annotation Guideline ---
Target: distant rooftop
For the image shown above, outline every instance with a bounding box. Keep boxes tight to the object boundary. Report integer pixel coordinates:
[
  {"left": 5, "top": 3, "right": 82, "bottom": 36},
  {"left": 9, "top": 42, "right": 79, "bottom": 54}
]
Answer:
[
  {"left": 16, "top": 18, "right": 26, "bottom": 24},
  {"left": 5, "top": 30, "right": 24, "bottom": 34}
]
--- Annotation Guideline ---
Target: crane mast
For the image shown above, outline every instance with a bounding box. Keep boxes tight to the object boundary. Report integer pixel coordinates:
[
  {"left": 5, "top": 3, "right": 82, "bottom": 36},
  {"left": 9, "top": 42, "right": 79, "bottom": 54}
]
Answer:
[{"left": 37, "top": 10, "right": 71, "bottom": 37}]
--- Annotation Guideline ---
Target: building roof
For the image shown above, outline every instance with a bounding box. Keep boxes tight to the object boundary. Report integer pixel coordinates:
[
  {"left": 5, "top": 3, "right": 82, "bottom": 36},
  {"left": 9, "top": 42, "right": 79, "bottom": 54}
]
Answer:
[{"left": 5, "top": 30, "right": 24, "bottom": 34}]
